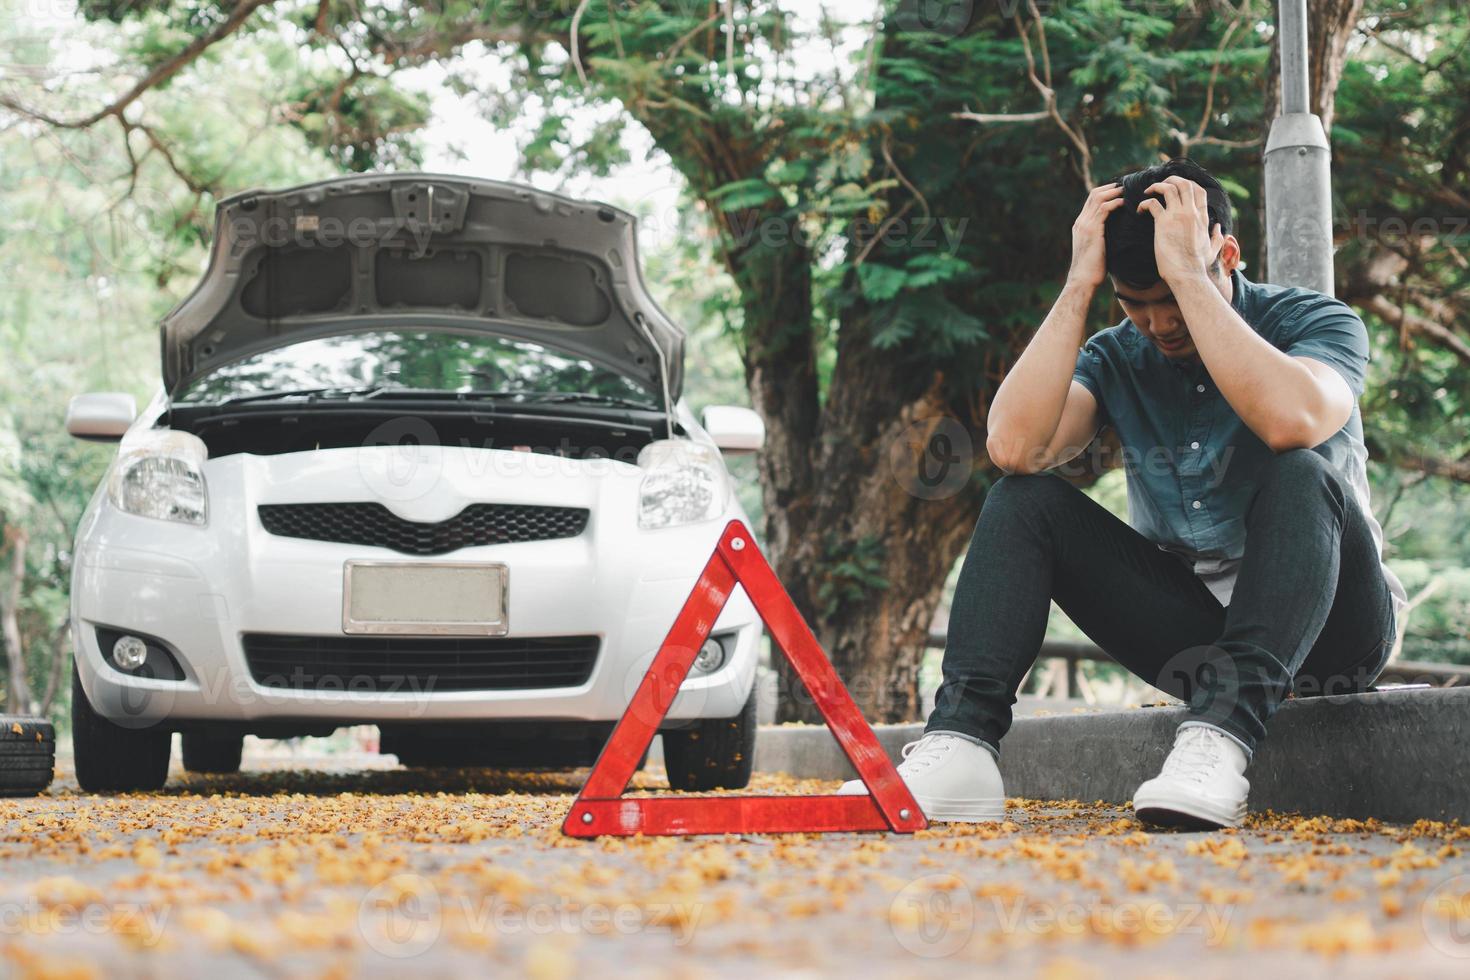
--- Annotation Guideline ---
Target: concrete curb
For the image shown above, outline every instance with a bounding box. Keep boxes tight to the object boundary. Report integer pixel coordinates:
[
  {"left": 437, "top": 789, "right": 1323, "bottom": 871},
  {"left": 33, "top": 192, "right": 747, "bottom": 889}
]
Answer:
[{"left": 752, "top": 687, "right": 1470, "bottom": 823}]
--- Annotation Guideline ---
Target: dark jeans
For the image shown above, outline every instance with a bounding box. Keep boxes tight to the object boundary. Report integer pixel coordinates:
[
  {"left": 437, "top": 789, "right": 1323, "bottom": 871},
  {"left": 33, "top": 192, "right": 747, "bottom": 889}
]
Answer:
[{"left": 926, "top": 448, "right": 1397, "bottom": 756}]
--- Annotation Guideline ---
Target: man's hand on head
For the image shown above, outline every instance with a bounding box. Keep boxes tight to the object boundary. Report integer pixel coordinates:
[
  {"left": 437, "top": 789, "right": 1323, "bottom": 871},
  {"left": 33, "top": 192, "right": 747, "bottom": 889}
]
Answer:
[
  {"left": 1136, "top": 175, "right": 1225, "bottom": 287},
  {"left": 1067, "top": 182, "right": 1128, "bottom": 290}
]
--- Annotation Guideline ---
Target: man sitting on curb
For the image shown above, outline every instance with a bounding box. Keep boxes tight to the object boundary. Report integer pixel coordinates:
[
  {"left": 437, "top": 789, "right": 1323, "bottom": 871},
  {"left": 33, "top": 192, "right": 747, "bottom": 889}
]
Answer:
[{"left": 842, "top": 158, "right": 1407, "bottom": 829}]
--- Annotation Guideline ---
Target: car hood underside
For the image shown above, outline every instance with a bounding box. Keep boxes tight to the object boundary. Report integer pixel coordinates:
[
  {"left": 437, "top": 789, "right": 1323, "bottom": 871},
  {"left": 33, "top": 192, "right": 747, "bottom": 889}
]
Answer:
[{"left": 160, "top": 173, "right": 684, "bottom": 399}]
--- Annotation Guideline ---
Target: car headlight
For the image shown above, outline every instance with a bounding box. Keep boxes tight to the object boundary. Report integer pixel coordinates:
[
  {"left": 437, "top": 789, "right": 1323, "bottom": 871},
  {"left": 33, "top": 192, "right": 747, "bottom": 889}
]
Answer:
[
  {"left": 690, "top": 636, "right": 729, "bottom": 676},
  {"left": 107, "top": 430, "right": 209, "bottom": 526},
  {"left": 637, "top": 439, "right": 729, "bottom": 529}
]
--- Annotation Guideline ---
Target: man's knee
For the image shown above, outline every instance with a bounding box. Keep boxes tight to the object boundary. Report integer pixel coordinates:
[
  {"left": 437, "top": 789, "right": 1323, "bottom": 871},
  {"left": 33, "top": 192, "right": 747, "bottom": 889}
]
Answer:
[
  {"left": 975, "top": 473, "right": 1082, "bottom": 541},
  {"left": 1247, "top": 448, "right": 1344, "bottom": 521},
  {"left": 1262, "top": 447, "right": 1333, "bottom": 483},
  {"left": 984, "top": 472, "right": 1076, "bottom": 514}
]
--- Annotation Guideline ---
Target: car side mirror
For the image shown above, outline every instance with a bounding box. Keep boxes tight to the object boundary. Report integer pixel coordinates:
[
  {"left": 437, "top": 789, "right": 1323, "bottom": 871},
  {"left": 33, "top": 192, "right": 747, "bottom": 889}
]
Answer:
[
  {"left": 701, "top": 405, "right": 765, "bottom": 455},
  {"left": 66, "top": 393, "right": 137, "bottom": 441}
]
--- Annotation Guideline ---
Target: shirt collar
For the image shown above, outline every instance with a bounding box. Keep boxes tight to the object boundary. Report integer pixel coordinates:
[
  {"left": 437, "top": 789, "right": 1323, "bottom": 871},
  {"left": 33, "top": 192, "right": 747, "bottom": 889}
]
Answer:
[
  {"left": 1163, "top": 270, "right": 1250, "bottom": 377},
  {"left": 1229, "top": 268, "right": 1251, "bottom": 316}
]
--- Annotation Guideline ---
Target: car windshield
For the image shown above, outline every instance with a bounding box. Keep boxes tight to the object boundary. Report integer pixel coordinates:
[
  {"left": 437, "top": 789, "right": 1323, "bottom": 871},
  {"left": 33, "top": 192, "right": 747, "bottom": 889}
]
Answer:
[{"left": 174, "top": 330, "right": 659, "bottom": 408}]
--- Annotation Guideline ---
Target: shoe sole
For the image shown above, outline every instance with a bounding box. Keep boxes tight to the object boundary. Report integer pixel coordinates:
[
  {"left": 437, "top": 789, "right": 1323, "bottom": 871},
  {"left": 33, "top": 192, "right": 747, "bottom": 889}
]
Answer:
[
  {"left": 1132, "top": 788, "right": 1246, "bottom": 830},
  {"left": 912, "top": 794, "right": 1006, "bottom": 823}
]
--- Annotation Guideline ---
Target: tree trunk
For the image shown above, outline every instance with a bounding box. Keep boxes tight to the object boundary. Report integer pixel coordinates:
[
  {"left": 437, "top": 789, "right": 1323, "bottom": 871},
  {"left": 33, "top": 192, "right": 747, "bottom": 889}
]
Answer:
[
  {"left": 688, "top": 205, "right": 992, "bottom": 723},
  {"left": 620, "top": 15, "right": 1110, "bottom": 724},
  {"left": 757, "top": 277, "right": 993, "bottom": 722},
  {"left": 621, "top": 106, "right": 825, "bottom": 568},
  {"left": 734, "top": 233, "right": 821, "bottom": 577},
  {"left": 38, "top": 617, "right": 69, "bottom": 715},
  {"left": 1, "top": 526, "right": 32, "bottom": 714}
]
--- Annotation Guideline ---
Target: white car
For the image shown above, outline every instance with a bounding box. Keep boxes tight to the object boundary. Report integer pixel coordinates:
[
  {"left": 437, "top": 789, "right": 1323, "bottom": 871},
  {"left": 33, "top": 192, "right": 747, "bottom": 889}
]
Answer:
[{"left": 65, "top": 173, "right": 766, "bottom": 793}]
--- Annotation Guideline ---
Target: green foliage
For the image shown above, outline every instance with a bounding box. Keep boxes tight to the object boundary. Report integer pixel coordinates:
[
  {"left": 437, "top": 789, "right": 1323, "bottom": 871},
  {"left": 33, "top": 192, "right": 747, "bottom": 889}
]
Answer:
[
  {"left": 815, "top": 533, "right": 891, "bottom": 620},
  {"left": 857, "top": 263, "right": 907, "bottom": 303},
  {"left": 709, "top": 179, "right": 784, "bottom": 212},
  {"left": 1333, "top": 3, "right": 1470, "bottom": 484},
  {"left": 0, "top": 425, "right": 34, "bottom": 521},
  {"left": 1, "top": 0, "right": 1464, "bottom": 728},
  {"left": 288, "top": 75, "right": 430, "bottom": 173},
  {"left": 0, "top": 7, "right": 347, "bottom": 720},
  {"left": 1388, "top": 560, "right": 1470, "bottom": 664}
]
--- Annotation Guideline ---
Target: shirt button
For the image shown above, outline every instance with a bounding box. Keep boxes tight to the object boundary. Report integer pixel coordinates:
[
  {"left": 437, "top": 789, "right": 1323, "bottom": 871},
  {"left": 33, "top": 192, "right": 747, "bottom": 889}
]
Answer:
[
  {"left": 1190, "top": 441, "right": 1200, "bottom": 450},
  {"left": 1196, "top": 384, "right": 1206, "bottom": 393},
  {"left": 1192, "top": 500, "right": 1202, "bottom": 510}
]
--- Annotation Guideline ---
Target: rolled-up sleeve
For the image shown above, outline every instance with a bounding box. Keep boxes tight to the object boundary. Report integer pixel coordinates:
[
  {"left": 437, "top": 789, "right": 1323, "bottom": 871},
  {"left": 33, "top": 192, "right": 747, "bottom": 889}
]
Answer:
[
  {"left": 1072, "top": 338, "right": 1110, "bottom": 427},
  {"left": 1283, "top": 303, "right": 1370, "bottom": 400}
]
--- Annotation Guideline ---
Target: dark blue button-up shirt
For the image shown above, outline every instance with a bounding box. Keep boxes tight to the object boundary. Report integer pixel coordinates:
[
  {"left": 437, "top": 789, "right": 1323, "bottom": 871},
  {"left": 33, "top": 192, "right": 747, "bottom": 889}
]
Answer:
[{"left": 1071, "top": 270, "right": 1406, "bottom": 620}]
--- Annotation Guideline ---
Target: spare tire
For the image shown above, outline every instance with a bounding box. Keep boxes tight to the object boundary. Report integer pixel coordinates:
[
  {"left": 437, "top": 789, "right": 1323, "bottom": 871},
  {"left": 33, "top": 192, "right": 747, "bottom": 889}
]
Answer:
[{"left": 0, "top": 716, "right": 56, "bottom": 797}]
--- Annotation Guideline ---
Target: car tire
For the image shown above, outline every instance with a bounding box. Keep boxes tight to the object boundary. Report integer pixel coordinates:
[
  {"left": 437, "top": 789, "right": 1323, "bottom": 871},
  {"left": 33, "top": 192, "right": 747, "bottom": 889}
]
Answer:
[
  {"left": 0, "top": 716, "right": 55, "bottom": 797},
  {"left": 71, "top": 665, "right": 171, "bottom": 793},
  {"left": 181, "top": 732, "right": 244, "bottom": 774},
  {"left": 662, "top": 688, "right": 756, "bottom": 791}
]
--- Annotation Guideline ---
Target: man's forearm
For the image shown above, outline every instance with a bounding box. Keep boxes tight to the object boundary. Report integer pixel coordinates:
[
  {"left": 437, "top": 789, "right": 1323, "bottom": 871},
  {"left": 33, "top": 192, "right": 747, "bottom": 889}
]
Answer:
[
  {"left": 1170, "top": 274, "right": 1332, "bottom": 449},
  {"left": 986, "top": 281, "right": 1093, "bottom": 468}
]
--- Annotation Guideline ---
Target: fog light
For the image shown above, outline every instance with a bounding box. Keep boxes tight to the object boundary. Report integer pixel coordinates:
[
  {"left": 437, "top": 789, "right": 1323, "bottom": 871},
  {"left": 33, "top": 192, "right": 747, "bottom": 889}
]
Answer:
[
  {"left": 112, "top": 635, "right": 148, "bottom": 671},
  {"left": 691, "top": 638, "right": 727, "bottom": 675}
]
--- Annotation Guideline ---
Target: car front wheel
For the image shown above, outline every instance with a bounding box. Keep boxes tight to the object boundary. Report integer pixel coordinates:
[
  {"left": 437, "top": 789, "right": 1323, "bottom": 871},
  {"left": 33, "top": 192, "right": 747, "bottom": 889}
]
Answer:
[
  {"left": 661, "top": 688, "right": 756, "bottom": 791},
  {"left": 71, "top": 665, "right": 171, "bottom": 793}
]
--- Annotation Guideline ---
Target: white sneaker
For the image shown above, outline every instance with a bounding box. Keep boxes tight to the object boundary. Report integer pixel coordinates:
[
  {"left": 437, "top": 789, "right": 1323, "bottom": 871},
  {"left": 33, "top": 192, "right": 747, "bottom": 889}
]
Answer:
[
  {"left": 837, "top": 733, "right": 1005, "bottom": 822},
  {"left": 1133, "top": 723, "right": 1250, "bottom": 829}
]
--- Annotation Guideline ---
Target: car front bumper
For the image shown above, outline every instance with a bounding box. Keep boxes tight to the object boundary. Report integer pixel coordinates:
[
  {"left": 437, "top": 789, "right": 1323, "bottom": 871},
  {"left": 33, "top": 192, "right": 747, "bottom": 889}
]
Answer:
[{"left": 72, "top": 446, "right": 760, "bottom": 729}]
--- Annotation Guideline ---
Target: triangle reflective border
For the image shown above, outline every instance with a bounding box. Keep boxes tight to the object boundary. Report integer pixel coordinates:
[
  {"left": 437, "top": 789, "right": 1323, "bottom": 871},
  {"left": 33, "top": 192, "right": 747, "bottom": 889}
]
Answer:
[{"left": 562, "top": 520, "right": 926, "bottom": 837}]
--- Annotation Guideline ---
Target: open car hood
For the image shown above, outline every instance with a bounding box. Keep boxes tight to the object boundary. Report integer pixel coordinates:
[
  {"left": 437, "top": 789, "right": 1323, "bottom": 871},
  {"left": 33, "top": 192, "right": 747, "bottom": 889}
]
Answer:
[{"left": 161, "top": 173, "right": 683, "bottom": 399}]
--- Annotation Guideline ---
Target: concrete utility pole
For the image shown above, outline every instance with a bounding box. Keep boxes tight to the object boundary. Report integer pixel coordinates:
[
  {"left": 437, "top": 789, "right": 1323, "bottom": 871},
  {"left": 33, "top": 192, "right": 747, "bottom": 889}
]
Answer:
[{"left": 1264, "top": 0, "right": 1336, "bottom": 296}]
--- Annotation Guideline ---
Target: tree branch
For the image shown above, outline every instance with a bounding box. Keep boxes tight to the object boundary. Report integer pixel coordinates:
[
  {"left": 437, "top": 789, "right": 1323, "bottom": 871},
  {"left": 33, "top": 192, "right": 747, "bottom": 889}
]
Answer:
[
  {"left": 0, "top": 0, "right": 278, "bottom": 129},
  {"left": 852, "top": 199, "right": 915, "bottom": 267},
  {"left": 1360, "top": 292, "right": 1470, "bottom": 366},
  {"left": 125, "top": 120, "right": 214, "bottom": 196},
  {"left": 1379, "top": 445, "right": 1470, "bottom": 484},
  {"left": 952, "top": 108, "right": 1050, "bottom": 124},
  {"left": 953, "top": 1, "right": 1092, "bottom": 187},
  {"left": 1189, "top": 14, "right": 1244, "bottom": 146},
  {"left": 880, "top": 131, "right": 930, "bottom": 221},
  {"left": 724, "top": 0, "right": 737, "bottom": 89},
  {"left": 659, "top": 11, "right": 726, "bottom": 65},
  {"left": 365, "top": 20, "right": 529, "bottom": 65},
  {"left": 570, "top": 0, "right": 592, "bottom": 85}
]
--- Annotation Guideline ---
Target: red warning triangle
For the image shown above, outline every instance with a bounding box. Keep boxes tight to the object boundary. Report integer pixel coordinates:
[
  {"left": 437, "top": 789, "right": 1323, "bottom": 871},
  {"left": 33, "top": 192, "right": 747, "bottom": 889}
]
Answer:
[{"left": 562, "top": 519, "right": 926, "bottom": 837}]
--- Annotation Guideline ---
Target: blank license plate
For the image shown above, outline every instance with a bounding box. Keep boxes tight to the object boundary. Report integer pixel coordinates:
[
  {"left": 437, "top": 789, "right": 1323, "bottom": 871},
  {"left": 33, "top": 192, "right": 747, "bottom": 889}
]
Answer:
[{"left": 342, "top": 561, "right": 508, "bottom": 635}]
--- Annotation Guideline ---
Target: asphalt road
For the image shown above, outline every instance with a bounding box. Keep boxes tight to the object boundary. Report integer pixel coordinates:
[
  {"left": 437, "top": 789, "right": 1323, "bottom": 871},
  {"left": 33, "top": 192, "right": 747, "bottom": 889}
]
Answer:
[{"left": 2, "top": 753, "right": 1469, "bottom": 978}]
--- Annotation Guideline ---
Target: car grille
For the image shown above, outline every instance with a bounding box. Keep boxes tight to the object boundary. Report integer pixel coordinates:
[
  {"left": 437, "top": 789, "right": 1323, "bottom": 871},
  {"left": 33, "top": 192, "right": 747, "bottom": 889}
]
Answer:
[
  {"left": 257, "top": 502, "right": 589, "bottom": 555},
  {"left": 241, "top": 634, "right": 600, "bottom": 693}
]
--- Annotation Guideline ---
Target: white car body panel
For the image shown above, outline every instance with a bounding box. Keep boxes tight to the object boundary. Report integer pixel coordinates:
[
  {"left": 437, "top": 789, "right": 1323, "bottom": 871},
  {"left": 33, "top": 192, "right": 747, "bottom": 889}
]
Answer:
[{"left": 71, "top": 396, "right": 760, "bottom": 730}]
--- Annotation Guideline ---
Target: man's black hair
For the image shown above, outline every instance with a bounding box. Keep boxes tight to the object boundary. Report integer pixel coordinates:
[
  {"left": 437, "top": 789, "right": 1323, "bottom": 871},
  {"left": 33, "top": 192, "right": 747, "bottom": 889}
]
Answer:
[{"left": 1103, "top": 158, "right": 1234, "bottom": 289}]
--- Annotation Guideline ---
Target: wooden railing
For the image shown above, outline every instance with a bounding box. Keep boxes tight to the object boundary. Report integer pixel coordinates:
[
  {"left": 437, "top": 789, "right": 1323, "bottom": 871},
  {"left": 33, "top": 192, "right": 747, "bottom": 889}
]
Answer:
[{"left": 926, "top": 632, "right": 1470, "bottom": 700}]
